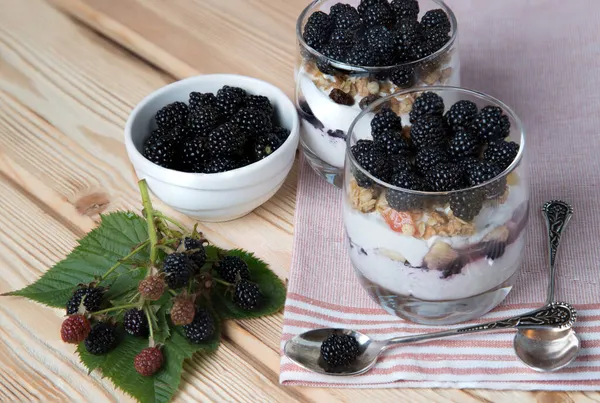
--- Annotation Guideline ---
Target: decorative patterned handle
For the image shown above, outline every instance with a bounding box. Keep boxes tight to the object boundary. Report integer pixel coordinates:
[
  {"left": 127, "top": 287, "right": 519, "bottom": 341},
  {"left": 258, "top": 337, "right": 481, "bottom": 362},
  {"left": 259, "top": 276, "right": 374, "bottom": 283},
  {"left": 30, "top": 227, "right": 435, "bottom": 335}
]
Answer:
[{"left": 542, "top": 200, "right": 574, "bottom": 304}]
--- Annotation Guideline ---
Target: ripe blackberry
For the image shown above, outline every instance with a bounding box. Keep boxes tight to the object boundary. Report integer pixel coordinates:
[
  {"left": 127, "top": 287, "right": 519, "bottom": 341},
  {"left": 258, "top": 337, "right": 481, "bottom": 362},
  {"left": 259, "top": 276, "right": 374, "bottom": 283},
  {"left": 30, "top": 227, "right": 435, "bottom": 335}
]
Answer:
[
  {"left": 449, "top": 189, "right": 484, "bottom": 222},
  {"left": 484, "top": 140, "right": 519, "bottom": 171},
  {"left": 66, "top": 286, "right": 104, "bottom": 315},
  {"left": 234, "top": 280, "right": 262, "bottom": 310},
  {"left": 357, "top": 0, "right": 387, "bottom": 14},
  {"left": 134, "top": 347, "right": 164, "bottom": 377},
  {"left": 180, "top": 136, "right": 210, "bottom": 172},
  {"left": 254, "top": 133, "right": 282, "bottom": 160},
  {"left": 143, "top": 134, "right": 178, "bottom": 168},
  {"left": 330, "top": 3, "right": 361, "bottom": 30},
  {"left": 421, "top": 9, "right": 451, "bottom": 34},
  {"left": 424, "top": 28, "right": 450, "bottom": 52},
  {"left": 123, "top": 308, "right": 149, "bottom": 337},
  {"left": 303, "top": 11, "right": 332, "bottom": 51},
  {"left": 271, "top": 126, "right": 290, "bottom": 143},
  {"left": 188, "top": 107, "right": 219, "bottom": 136},
  {"left": 386, "top": 171, "right": 426, "bottom": 211},
  {"left": 216, "top": 85, "right": 247, "bottom": 119},
  {"left": 169, "top": 125, "right": 192, "bottom": 143},
  {"left": 392, "top": 19, "right": 421, "bottom": 61},
  {"left": 410, "top": 115, "right": 446, "bottom": 149},
  {"left": 243, "top": 95, "right": 274, "bottom": 116},
  {"left": 466, "top": 161, "right": 505, "bottom": 197},
  {"left": 155, "top": 101, "right": 189, "bottom": 129},
  {"left": 204, "top": 155, "right": 239, "bottom": 173},
  {"left": 470, "top": 106, "right": 510, "bottom": 142},
  {"left": 329, "top": 28, "right": 356, "bottom": 50},
  {"left": 320, "top": 333, "right": 360, "bottom": 367},
  {"left": 138, "top": 276, "right": 165, "bottom": 301},
  {"left": 445, "top": 100, "right": 478, "bottom": 130},
  {"left": 409, "top": 92, "right": 445, "bottom": 123},
  {"left": 371, "top": 108, "right": 402, "bottom": 137},
  {"left": 207, "top": 122, "right": 245, "bottom": 156},
  {"left": 163, "top": 253, "right": 193, "bottom": 289},
  {"left": 170, "top": 296, "right": 196, "bottom": 326},
  {"left": 390, "top": 66, "right": 415, "bottom": 88},
  {"left": 409, "top": 37, "right": 433, "bottom": 61},
  {"left": 346, "top": 43, "right": 377, "bottom": 66},
  {"left": 233, "top": 107, "right": 272, "bottom": 137},
  {"left": 448, "top": 129, "right": 480, "bottom": 159},
  {"left": 216, "top": 256, "right": 250, "bottom": 284},
  {"left": 458, "top": 156, "right": 480, "bottom": 172},
  {"left": 189, "top": 92, "right": 218, "bottom": 111},
  {"left": 183, "top": 237, "right": 207, "bottom": 268},
  {"left": 60, "top": 314, "right": 91, "bottom": 344},
  {"left": 183, "top": 308, "right": 215, "bottom": 343},
  {"left": 361, "top": 1, "right": 395, "bottom": 29},
  {"left": 84, "top": 323, "right": 117, "bottom": 355},
  {"left": 415, "top": 146, "right": 449, "bottom": 174},
  {"left": 389, "top": 154, "right": 414, "bottom": 176},
  {"left": 425, "top": 162, "right": 464, "bottom": 191},
  {"left": 374, "top": 130, "right": 410, "bottom": 155},
  {"left": 366, "top": 26, "right": 395, "bottom": 64},
  {"left": 390, "top": 0, "right": 419, "bottom": 20},
  {"left": 351, "top": 140, "right": 390, "bottom": 186}
]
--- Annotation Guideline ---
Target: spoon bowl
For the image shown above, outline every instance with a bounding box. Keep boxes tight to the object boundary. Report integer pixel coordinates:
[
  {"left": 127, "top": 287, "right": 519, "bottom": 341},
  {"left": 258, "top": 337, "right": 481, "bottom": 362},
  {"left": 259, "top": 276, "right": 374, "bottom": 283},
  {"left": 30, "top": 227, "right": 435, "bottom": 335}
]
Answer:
[{"left": 514, "top": 328, "right": 580, "bottom": 372}]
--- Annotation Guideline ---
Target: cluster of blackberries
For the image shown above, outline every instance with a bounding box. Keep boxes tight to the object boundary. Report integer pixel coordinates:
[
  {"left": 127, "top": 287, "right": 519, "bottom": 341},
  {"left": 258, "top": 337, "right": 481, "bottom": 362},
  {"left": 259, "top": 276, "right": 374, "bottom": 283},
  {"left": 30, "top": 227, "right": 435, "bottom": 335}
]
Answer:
[
  {"left": 215, "top": 256, "right": 262, "bottom": 311},
  {"left": 143, "top": 86, "right": 290, "bottom": 173},
  {"left": 303, "top": 0, "right": 451, "bottom": 76},
  {"left": 351, "top": 92, "right": 520, "bottom": 221}
]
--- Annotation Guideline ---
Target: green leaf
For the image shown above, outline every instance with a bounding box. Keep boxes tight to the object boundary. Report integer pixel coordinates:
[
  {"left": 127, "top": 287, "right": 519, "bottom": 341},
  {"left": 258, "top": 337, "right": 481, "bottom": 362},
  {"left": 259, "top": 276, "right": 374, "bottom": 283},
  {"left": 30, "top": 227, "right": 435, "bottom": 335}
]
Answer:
[
  {"left": 152, "top": 306, "right": 170, "bottom": 345},
  {"left": 77, "top": 313, "right": 220, "bottom": 403},
  {"left": 6, "top": 212, "right": 149, "bottom": 308},
  {"left": 209, "top": 247, "right": 286, "bottom": 320}
]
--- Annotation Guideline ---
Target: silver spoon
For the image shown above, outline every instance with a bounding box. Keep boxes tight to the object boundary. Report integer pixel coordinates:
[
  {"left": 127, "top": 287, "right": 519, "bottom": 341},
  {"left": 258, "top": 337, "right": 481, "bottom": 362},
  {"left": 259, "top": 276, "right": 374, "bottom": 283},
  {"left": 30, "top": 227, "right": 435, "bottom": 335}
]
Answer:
[
  {"left": 513, "top": 200, "right": 580, "bottom": 372},
  {"left": 284, "top": 302, "right": 577, "bottom": 376}
]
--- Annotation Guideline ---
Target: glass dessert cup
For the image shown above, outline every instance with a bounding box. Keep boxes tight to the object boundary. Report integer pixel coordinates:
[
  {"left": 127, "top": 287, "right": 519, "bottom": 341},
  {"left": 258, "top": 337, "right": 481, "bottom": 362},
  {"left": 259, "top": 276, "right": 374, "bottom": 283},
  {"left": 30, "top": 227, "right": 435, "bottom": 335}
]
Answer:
[
  {"left": 343, "top": 86, "right": 528, "bottom": 325},
  {"left": 295, "top": 0, "right": 460, "bottom": 187}
]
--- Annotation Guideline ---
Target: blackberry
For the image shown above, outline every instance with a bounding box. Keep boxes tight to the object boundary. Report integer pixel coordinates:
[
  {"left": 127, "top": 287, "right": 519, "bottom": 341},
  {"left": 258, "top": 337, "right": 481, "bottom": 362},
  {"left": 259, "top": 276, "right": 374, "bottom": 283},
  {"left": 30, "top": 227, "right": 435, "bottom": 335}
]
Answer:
[
  {"left": 123, "top": 308, "right": 149, "bottom": 337},
  {"left": 357, "top": 0, "right": 387, "bottom": 14},
  {"left": 179, "top": 136, "right": 210, "bottom": 173},
  {"left": 84, "top": 323, "right": 117, "bottom": 355},
  {"left": 217, "top": 255, "right": 250, "bottom": 284},
  {"left": 374, "top": 130, "right": 410, "bottom": 155},
  {"left": 183, "top": 237, "right": 207, "bottom": 268},
  {"left": 233, "top": 107, "right": 272, "bottom": 137},
  {"left": 392, "top": 19, "right": 421, "bottom": 61},
  {"left": 390, "top": 66, "right": 415, "bottom": 88},
  {"left": 449, "top": 189, "right": 484, "bottom": 221},
  {"left": 163, "top": 253, "right": 193, "bottom": 289},
  {"left": 183, "top": 308, "right": 215, "bottom": 343},
  {"left": 425, "top": 162, "right": 464, "bottom": 191},
  {"left": 155, "top": 101, "right": 189, "bottom": 129},
  {"left": 448, "top": 128, "right": 480, "bottom": 159},
  {"left": 351, "top": 140, "right": 390, "bottom": 186},
  {"left": 466, "top": 161, "right": 505, "bottom": 197},
  {"left": 389, "top": 154, "right": 414, "bottom": 176},
  {"left": 188, "top": 107, "right": 220, "bottom": 136},
  {"left": 189, "top": 92, "right": 218, "bottom": 111},
  {"left": 408, "top": 37, "right": 433, "bottom": 61},
  {"left": 243, "top": 95, "right": 274, "bottom": 116},
  {"left": 445, "top": 100, "right": 478, "bottom": 130},
  {"left": 66, "top": 286, "right": 104, "bottom": 315},
  {"left": 470, "top": 106, "right": 510, "bottom": 142},
  {"left": 169, "top": 125, "right": 192, "bottom": 143},
  {"left": 170, "top": 296, "right": 196, "bottom": 326},
  {"left": 390, "top": 0, "right": 419, "bottom": 20},
  {"left": 254, "top": 133, "right": 283, "bottom": 160},
  {"left": 421, "top": 9, "right": 451, "bottom": 34},
  {"left": 371, "top": 108, "right": 402, "bottom": 137},
  {"left": 414, "top": 146, "right": 449, "bottom": 174},
  {"left": 216, "top": 85, "right": 247, "bottom": 119},
  {"left": 366, "top": 26, "right": 395, "bottom": 65},
  {"left": 424, "top": 28, "right": 450, "bottom": 52},
  {"left": 303, "top": 11, "right": 332, "bottom": 51},
  {"left": 330, "top": 3, "right": 361, "bottom": 30},
  {"left": 346, "top": 43, "right": 377, "bottom": 66},
  {"left": 271, "top": 126, "right": 290, "bottom": 143},
  {"left": 60, "top": 314, "right": 91, "bottom": 344},
  {"left": 207, "top": 122, "right": 245, "bottom": 156},
  {"left": 234, "top": 280, "right": 262, "bottom": 310},
  {"left": 458, "top": 156, "right": 480, "bottom": 172},
  {"left": 409, "top": 115, "right": 446, "bottom": 149},
  {"left": 484, "top": 140, "right": 519, "bottom": 171},
  {"left": 238, "top": 153, "right": 257, "bottom": 168},
  {"left": 204, "top": 155, "right": 239, "bottom": 173},
  {"left": 320, "top": 333, "right": 360, "bottom": 367},
  {"left": 134, "top": 347, "right": 164, "bottom": 377},
  {"left": 360, "top": 1, "right": 394, "bottom": 29},
  {"left": 138, "top": 275, "right": 165, "bottom": 301},
  {"left": 409, "top": 92, "right": 445, "bottom": 123},
  {"left": 329, "top": 28, "right": 356, "bottom": 50},
  {"left": 143, "top": 134, "right": 178, "bottom": 168},
  {"left": 386, "top": 171, "right": 425, "bottom": 211}
]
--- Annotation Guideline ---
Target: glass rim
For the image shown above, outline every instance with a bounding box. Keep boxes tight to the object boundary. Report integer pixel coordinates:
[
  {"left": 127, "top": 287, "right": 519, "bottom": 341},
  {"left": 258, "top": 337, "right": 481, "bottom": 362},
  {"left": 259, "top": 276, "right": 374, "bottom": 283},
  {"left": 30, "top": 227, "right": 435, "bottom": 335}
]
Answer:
[
  {"left": 345, "top": 85, "right": 527, "bottom": 196},
  {"left": 295, "top": 0, "right": 459, "bottom": 72}
]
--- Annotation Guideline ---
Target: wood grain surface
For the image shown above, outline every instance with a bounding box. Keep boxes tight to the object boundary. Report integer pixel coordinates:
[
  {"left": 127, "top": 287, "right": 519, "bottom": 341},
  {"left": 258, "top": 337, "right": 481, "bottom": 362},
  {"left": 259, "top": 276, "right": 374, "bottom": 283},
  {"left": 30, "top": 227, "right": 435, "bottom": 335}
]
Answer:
[{"left": 0, "top": 0, "right": 597, "bottom": 401}]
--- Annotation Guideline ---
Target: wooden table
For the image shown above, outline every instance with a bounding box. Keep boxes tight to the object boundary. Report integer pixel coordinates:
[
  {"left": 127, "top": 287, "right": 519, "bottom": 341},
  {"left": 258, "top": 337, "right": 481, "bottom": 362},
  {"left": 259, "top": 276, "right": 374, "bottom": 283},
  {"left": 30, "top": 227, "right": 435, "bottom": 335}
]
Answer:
[{"left": 0, "top": 0, "right": 596, "bottom": 401}]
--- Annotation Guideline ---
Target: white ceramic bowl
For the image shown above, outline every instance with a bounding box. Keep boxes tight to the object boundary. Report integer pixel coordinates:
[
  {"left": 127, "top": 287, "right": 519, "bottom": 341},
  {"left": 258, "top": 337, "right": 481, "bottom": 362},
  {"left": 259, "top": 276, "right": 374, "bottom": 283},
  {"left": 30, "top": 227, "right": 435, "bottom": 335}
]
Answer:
[{"left": 125, "top": 74, "right": 299, "bottom": 222}]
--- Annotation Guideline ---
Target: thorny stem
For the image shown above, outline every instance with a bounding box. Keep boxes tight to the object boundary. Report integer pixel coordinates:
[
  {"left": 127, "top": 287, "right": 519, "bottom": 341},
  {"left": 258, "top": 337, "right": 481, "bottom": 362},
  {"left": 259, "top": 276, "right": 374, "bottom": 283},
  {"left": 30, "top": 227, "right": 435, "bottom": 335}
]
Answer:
[
  {"left": 92, "top": 303, "right": 140, "bottom": 315},
  {"left": 139, "top": 180, "right": 159, "bottom": 271},
  {"left": 100, "top": 240, "right": 150, "bottom": 281},
  {"left": 143, "top": 305, "right": 155, "bottom": 347},
  {"left": 213, "top": 278, "right": 232, "bottom": 287}
]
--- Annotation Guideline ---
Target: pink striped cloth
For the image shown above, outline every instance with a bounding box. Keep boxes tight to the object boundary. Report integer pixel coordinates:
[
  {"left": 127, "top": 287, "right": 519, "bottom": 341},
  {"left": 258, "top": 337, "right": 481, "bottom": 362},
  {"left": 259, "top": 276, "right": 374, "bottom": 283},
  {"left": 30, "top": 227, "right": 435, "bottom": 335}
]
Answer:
[{"left": 280, "top": 0, "right": 600, "bottom": 390}]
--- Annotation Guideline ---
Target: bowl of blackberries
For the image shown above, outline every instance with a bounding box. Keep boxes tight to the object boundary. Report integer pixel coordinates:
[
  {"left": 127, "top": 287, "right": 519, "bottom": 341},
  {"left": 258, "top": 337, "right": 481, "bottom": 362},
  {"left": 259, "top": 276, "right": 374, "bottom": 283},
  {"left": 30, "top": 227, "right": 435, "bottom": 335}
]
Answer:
[{"left": 125, "top": 74, "right": 299, "bottom": 222}]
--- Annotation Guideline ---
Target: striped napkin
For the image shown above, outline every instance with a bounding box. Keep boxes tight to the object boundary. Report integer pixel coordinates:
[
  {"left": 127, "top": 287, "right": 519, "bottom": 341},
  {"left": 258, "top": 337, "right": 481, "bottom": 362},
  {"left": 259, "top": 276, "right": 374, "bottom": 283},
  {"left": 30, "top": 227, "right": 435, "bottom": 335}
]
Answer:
[{"left": 280, "top": 0, "right": 600, "bottom": 389}]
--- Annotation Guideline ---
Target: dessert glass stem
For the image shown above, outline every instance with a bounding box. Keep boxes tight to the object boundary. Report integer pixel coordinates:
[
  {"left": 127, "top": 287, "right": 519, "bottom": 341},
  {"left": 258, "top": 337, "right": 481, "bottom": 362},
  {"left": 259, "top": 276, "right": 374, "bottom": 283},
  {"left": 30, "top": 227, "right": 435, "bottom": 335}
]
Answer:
[
  {"left": 541, "top": 201, "right": 573, "bottom": 305},
  {"left": 383, "top": 302, "right": 575, "bottom": 349}
]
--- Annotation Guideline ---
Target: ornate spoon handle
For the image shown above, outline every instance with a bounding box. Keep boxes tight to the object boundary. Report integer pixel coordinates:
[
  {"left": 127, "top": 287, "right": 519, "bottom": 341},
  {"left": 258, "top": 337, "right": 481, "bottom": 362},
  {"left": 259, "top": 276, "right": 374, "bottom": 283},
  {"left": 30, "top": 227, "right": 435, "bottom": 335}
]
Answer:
[{"left": 542, "top": 200, "right": 573, "bottom": 304}]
